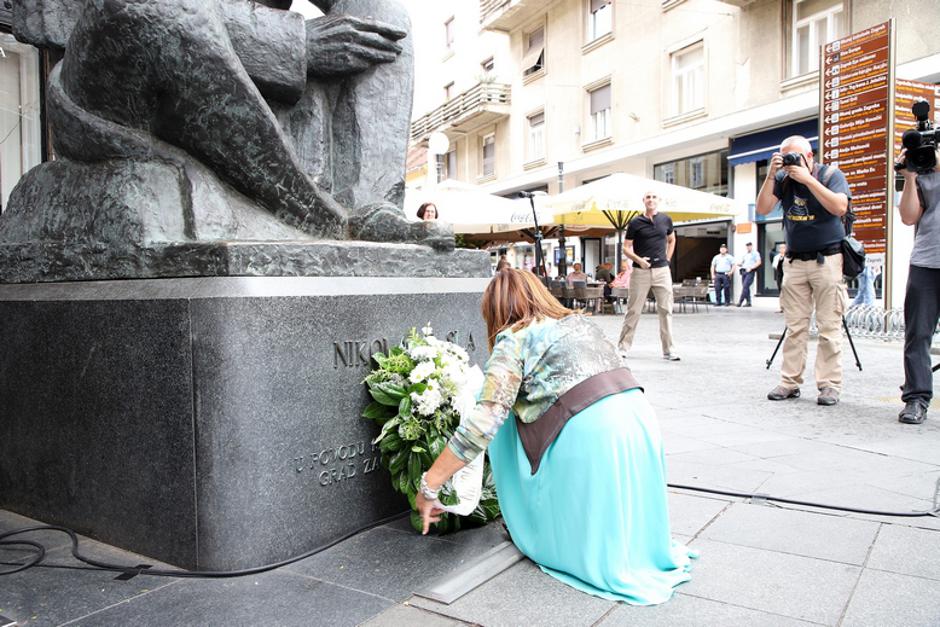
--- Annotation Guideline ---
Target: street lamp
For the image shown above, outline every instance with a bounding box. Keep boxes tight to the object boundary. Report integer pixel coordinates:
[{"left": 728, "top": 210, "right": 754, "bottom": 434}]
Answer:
[{"left": 428, "top": 132, "right": 450, "bottom": 184}]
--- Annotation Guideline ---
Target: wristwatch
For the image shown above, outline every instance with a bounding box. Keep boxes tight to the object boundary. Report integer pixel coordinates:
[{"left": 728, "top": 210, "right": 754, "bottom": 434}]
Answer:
[{"left": 419, "top": 472, "right": 440, "bottom": 500}]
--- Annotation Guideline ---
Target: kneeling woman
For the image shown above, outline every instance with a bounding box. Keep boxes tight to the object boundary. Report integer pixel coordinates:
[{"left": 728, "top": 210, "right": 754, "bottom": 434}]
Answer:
[{"left": 416, "top": 269, "right": 693, "bottom": 604}]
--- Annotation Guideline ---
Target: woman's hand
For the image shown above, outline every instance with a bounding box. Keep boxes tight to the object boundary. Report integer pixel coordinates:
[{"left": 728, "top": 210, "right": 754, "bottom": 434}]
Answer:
[{"left": 416, "top": 492, "right": 445, "bottom": 535}]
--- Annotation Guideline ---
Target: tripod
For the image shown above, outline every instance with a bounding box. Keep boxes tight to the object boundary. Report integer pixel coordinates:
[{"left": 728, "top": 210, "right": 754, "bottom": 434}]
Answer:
[{"left": 765, "top": 316, "right": 863, "bottom": 371}]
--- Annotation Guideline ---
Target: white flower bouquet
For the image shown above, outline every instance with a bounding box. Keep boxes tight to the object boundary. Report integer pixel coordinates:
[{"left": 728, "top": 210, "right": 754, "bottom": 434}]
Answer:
[{"left": 363, "top": 325, "right": 501, "bottom": 533}]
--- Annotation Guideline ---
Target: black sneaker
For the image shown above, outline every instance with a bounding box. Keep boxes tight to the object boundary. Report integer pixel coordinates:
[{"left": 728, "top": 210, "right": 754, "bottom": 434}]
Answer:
[{"left": 898, "top": 400, "right": 928, "bottom": 424}]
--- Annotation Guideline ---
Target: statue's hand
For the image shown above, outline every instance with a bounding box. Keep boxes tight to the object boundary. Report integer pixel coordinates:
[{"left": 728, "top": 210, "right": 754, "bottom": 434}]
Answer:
[{"left": 306, "top": 15, "right": 406, "bottom": 77}]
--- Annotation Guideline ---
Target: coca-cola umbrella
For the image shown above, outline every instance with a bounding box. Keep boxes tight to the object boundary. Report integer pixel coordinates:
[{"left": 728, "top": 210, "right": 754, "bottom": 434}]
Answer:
[
  {"left": 541, "top": 173, "right": 742, "bottom": 270},
  {"left": 405, "top": 179, "right": 553, "bottom": 235}
]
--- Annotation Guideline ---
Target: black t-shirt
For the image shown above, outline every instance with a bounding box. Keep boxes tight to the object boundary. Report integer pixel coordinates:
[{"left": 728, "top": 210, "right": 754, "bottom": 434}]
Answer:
[
  {"left": 625, "top": 213, "right": 673, "bottom": 268},
  {"left": 773, "top": 165, "right": 851, "bottom": 253}
]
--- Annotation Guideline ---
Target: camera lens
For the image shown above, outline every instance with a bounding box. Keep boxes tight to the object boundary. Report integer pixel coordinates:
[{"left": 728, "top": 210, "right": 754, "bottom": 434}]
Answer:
[{"left": 902, "top": 129, "right": 923, "bottom": 150}]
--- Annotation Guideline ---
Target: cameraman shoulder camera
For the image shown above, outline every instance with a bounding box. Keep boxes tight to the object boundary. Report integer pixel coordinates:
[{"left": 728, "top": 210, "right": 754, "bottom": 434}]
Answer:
[
  {"left": 894, "top": 113, "right": 940, "bottom": 424},
  {"left": 756, "top": 134, "right": 851, "bottom": 407}
]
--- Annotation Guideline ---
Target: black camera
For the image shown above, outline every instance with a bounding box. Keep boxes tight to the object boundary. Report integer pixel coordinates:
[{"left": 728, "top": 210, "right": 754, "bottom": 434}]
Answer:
[
  {"left": 781, "top": 152, "right": 803, "bottom": 167},
  {"left": 894, "top": 100, "right": 939, "bottom": 175}
]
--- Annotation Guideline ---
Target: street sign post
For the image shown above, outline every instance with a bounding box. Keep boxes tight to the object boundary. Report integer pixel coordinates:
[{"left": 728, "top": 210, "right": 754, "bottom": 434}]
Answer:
[{"left": 820, "top": 20, "right": 894, "bottom": 307}]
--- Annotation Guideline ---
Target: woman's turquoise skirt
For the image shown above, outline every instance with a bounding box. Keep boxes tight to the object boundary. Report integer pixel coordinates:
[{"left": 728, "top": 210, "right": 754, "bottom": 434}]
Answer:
[{"left": 488, "top": 388, "right": 694, "bottom": 604}]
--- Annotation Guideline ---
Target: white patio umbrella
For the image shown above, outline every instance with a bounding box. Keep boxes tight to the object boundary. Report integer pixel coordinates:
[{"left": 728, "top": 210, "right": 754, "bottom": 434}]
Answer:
[
  {"left": 541, "top": 173, "right": 743, "bottom": 270},
  {"left": 404, "top": 179, "right": 553, "bottom": 235}
]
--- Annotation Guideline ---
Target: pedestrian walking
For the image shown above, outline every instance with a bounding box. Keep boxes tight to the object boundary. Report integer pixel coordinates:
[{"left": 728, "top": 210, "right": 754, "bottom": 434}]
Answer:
[
  {"left": 895, "top": 148, "right": 940, "bottom": 425},
  {"left": 737, "top": 242, "right": 762, "bottom": 307},
  {"left": 617, "top": 192, "right": 680, "bottom": 361},
  {"left": 710, "top": 244, "right": 735, "bottom": 306},
  {"left": 851, "top": 264, "right": 879, "bottom": 307},
  {"left": 757, "top": 135, "right": 850, "bottom": 406}
]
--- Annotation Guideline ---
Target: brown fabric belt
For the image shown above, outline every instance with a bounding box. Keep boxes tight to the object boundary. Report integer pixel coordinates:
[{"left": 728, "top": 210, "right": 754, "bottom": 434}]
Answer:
[{"left": 515, "top": 367, "right": 642, "bottom": 475}]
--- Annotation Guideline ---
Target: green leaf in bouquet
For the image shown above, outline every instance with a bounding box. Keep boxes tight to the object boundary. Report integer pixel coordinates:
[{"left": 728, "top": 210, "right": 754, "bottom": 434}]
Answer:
[
  {"left": 397, "top": 417, "right": 425, "bottom": 441},
  {"left": 379, "top": 433, "right": 402, "bottom": 454},
  {"left": 419, "top": 450, "right": 434, "bottom": 469},
  {"left": 410, "top": 510, "right": 424, "bottom": 533},
  {"left": 438, "top": 488, "right": 459, "bottom": 507},
  {"left": 406, "top": 488, "right": 417, "bottom": 511},
  {"left": 410, "top": 445, "right": 426, "bottom": 453},
  {"left": 398, "top": 396, "right": 412, "bottom": 418},
  {"left": 398, "top": 470, "right": 410, "bottom": 494},
  {"left": 407, "top": 451, "right": 423, "bottom": 487},
  {"left": 369, "top": 386, "right": 400, "bottom": 407},
  {"left": 361, "top": 401, "right": 388, "bottom": 422},
  {"left": 388, "top": 449, "right": 407, "bottom": 475},
  {"left": 372, "top": 417, "right": 400, "bottom": 444},
  {"left": 377, "top": 382, "right": 407, "bottom": 400},
  {"left": 408, "top": 382, "right": 428, "bottom": 395},
  {"left": 429, "top": 435, "right": 447, "bottom": 458}
]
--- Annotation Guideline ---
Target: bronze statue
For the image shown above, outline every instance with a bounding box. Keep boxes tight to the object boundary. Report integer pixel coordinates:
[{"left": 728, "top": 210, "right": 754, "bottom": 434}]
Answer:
[{"left": 0, "top": 0, "right": 453, "bottom": 282}]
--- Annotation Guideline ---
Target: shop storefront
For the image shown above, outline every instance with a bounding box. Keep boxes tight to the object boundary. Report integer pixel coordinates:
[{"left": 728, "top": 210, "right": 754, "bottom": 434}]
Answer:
[
  {"left": 729, "top": 119, "right": 818, "bottom": 296},
  {"left": 0, "top": 16, "right": 46, "bottom": 213}
]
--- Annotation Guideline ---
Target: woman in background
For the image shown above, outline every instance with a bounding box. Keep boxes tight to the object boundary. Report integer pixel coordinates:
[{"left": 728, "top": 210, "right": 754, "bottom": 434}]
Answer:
[
  {"left": 611, "top": 259, "right": 632, "bottom": 289},
  {"left": 417, "top": 202, "right": 438, "bottom": 220},
  {"left": 416, "top": 269, "right": 694, "bottom": 604}
]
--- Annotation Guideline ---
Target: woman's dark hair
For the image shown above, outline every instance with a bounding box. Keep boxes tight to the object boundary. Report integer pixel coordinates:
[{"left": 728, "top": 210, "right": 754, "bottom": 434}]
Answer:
[{"left": 417, "top": 202, "right": 437, "bottom": 219}]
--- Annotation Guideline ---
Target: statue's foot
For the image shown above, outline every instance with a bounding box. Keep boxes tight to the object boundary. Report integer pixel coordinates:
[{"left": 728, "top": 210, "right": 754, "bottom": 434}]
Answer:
[{"left": 349, "top": 203, "right": 455, "bottom": 251}]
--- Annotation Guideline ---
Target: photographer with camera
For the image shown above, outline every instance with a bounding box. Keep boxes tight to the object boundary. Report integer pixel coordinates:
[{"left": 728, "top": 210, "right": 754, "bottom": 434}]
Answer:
[
  {"left": 895, "top": 144, "right": 940, "bottom": 424},
  {"left": 757, "top": 135, "right": 850, "bottom": 406}
]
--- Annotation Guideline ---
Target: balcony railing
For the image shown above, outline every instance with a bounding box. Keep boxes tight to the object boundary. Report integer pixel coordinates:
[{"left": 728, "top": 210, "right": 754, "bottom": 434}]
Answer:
[
  {"left": 410, "top": 82, "right": 511, "bottom": 143},
  {"left": 479, "top": 0, "right": 550, "bottom": 31},
  {"left": 480, "top": 0, "right": 510, "bottom": 25}
]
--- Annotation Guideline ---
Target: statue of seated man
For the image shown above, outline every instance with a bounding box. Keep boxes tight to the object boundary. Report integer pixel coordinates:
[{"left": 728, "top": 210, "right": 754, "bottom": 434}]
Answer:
[{"left": 10, "top": 0, "right": 451, "bottom": 250}]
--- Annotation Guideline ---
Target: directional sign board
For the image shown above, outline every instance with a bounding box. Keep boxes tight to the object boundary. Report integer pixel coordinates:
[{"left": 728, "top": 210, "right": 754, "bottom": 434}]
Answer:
[
  {"left": 894, "top": 79, "right": 940, "bottom": 168},
  {"left": 820, "top": 21, "right": 892, "bottom": 255}
]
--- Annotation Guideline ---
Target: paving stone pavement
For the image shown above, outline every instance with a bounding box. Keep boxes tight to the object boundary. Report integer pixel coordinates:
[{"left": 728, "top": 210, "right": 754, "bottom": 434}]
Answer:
[{"left": 2, "top": 298, "right": 938, "bottom": 626}]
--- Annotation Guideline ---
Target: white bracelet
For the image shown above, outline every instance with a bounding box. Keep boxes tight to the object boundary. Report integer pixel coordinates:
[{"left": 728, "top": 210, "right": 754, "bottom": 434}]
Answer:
[{"left": 419, "top": 472, "right": 440, "bottom": 500}]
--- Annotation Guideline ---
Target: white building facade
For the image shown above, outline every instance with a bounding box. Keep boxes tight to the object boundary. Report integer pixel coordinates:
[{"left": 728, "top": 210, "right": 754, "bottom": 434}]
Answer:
[{"left": 408, "top": 0, "right": 940, "bottom": 300}]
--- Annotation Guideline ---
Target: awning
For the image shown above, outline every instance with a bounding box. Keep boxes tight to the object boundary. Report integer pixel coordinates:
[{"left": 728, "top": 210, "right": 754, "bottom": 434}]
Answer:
[
  {"left": 728, "top": 119, "right": 819, "bottom": 167},
  {"left": 521, "top": 44, "right": 544, "bottom": 74}
]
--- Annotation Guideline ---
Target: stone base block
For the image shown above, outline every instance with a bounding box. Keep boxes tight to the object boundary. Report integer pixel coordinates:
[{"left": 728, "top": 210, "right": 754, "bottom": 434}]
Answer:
[{"left": 0, "top": 276, "right": 489, "bottom": 570}]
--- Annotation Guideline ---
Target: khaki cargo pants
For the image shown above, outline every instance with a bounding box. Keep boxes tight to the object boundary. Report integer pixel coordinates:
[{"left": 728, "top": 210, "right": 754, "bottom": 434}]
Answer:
[
  {"left": 618, "top": 265, "right": 676, "bottom": 356},
  {"left": 779, "top": 253, "right": 848, "bottom": 392}
]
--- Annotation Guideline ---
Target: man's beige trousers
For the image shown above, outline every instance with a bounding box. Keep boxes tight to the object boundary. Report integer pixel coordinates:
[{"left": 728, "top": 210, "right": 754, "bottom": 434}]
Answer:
[
  {"left": 618, "top": 266, "right": 676, "bottom": 356},
  {"left": 779, "top": 254, "right": 847, "bottom": 391}
]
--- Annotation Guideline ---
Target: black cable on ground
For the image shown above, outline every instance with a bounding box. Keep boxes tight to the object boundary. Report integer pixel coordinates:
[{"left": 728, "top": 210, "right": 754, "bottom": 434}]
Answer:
[
  {"left": 0, "top": 510, "right": 408, "bottom": 579},
  {"left": 668, "top": 483, "right": 940, "bottom": 518},
  {"left": 2, "top": 483, "right": 939, "bottom": 580}
]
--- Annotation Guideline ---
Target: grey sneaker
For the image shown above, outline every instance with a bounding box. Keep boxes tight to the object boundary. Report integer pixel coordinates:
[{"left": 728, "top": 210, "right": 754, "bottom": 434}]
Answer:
[
  {"left": 663, "top": 353, "right": 681, "bottom": 361},
  {"left": 817, "top": 387, "right": 840, "bottom": 406},
  {"left": 767, "top": 385, "right": 800, "bottom": 401}
]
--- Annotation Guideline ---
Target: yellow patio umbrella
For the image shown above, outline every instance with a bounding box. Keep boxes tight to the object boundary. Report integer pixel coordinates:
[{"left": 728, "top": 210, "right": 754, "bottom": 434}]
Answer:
[{"left": 542, "top": 173, "right": 743, "bottom": 270}]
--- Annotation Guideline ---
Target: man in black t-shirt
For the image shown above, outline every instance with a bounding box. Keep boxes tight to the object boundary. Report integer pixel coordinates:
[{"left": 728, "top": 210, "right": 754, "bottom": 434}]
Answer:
[
  {"left": 617, "top": 191, "right": 679, "bottom": 361},
  {"left": 756, "top": 135, "right": 851, "bottom": 406}
]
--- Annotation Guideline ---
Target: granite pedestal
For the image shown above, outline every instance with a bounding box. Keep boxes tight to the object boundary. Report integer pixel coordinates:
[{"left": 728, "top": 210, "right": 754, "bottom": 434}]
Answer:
[{"left": 0, "top": 274, "right": 490, "bottom": 570}]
